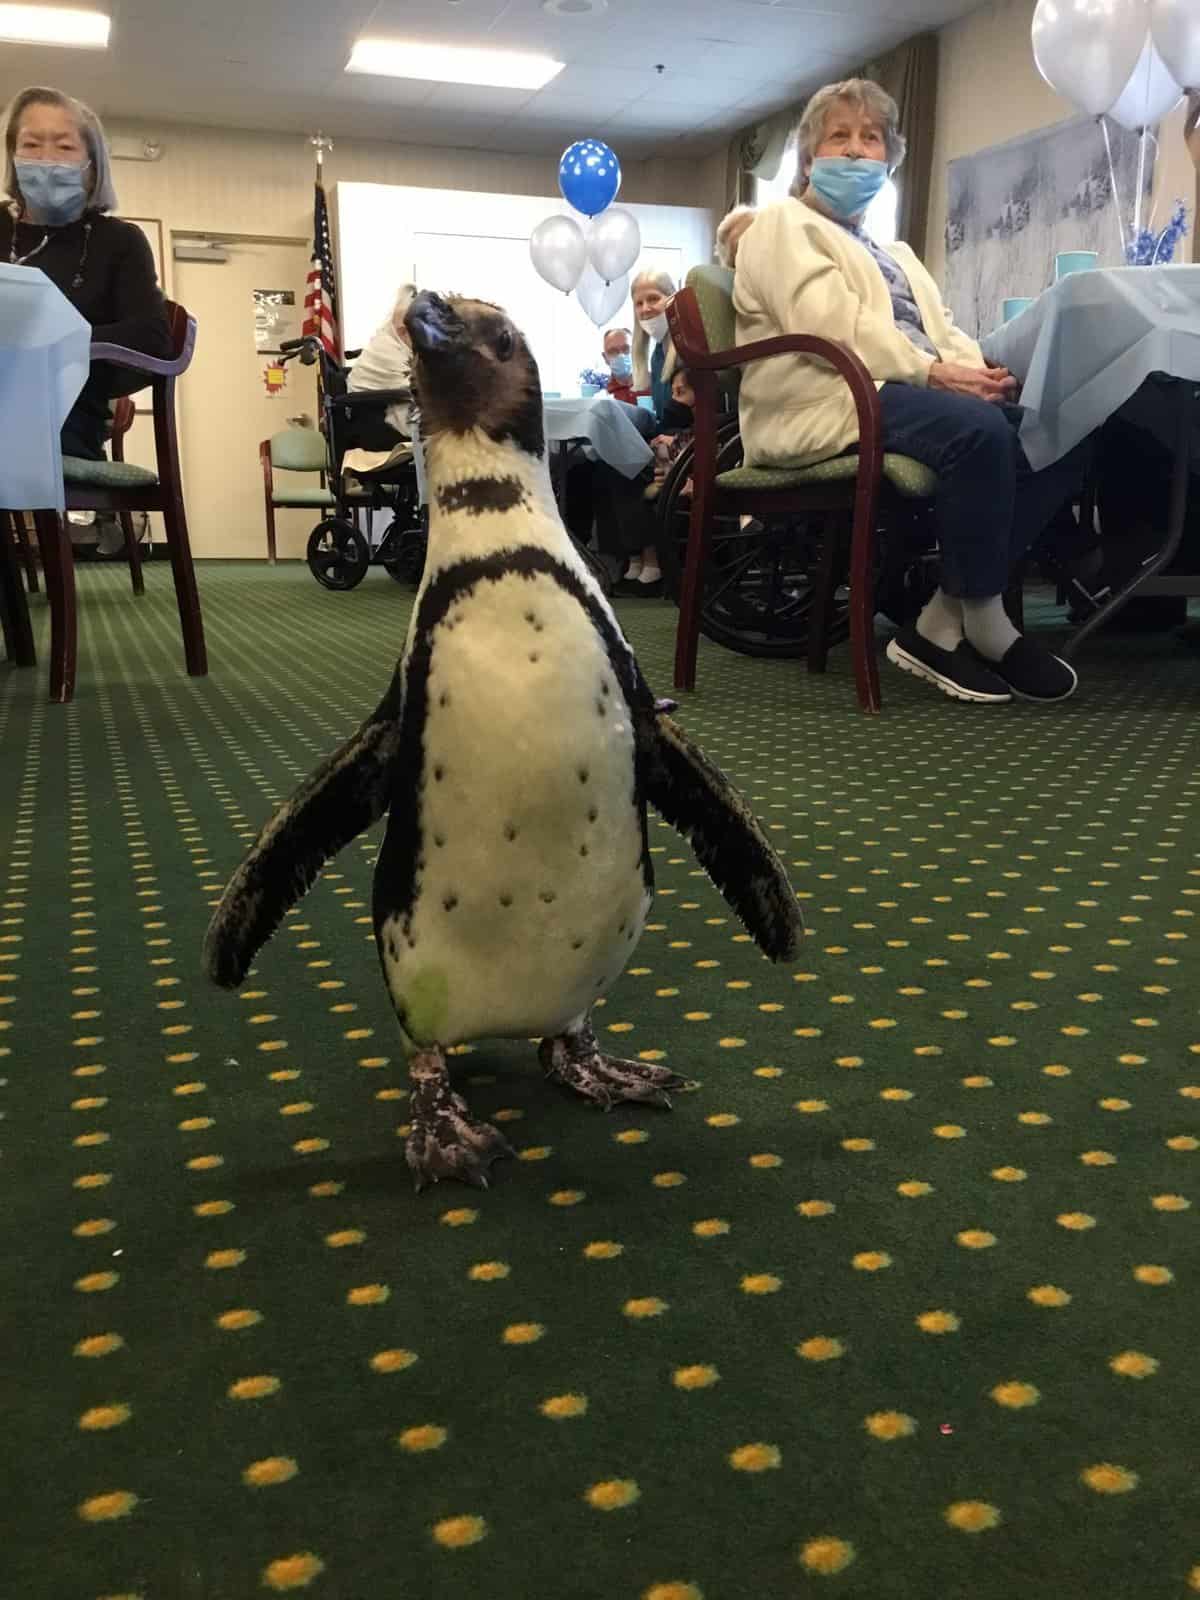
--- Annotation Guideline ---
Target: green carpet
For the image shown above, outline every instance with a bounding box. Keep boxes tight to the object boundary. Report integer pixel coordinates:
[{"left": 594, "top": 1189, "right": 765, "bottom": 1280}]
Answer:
[{"left": 3, "top": 562, "right": 1199, "bottom": 1600}]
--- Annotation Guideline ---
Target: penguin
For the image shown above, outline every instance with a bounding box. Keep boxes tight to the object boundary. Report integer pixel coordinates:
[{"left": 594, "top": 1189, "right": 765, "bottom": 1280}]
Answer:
[{"left": 204, "top": 290, "right": 804, "bottom": 1191}]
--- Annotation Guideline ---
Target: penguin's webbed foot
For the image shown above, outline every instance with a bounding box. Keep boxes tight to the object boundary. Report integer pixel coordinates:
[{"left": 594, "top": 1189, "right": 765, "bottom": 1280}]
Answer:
[
  {"left": 539, "top": 1029, "right": 694, "bottom": 1111},
  {"left": 405, "top": 1050, "right": 513, "bottom": 1191}
]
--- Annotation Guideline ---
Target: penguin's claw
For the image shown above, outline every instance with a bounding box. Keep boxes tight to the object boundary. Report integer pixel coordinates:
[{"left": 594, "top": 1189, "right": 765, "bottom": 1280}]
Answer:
[
  {"left": 539, "top": 1036, "right": 691, "bottom": 1110},
  {"left": 405, "top": 1087, "right": 513, "bottom": 1192}
]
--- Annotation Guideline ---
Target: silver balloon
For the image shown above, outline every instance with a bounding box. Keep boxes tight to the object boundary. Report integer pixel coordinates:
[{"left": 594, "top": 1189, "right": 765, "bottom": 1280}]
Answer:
[
  {"left": 1108, "top": 35, "right": 1184, "bottom": 128},
  {"left": 1031, "top": 0, "right": 1148, "bottom": 116},
  {"left": 529, "top": 214, "right": 587, "bottom": 295},
  {"left": 1152, "top": 0, "right": 1200, "bottom": 91},
  {"left": 585, "top": 207, "right": 642, "bottom": 285},
  {"left": 575, "top": 264, "right": 629, "bottom": 327}
]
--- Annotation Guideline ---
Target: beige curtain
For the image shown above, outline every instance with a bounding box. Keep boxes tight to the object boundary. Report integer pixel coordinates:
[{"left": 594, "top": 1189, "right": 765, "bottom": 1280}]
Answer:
[
  {"left": 859, "top": 32, "right": 939, "bottom": 257},
  {"left": 724, "top": 107, "right": 800, "bottom": 214}
]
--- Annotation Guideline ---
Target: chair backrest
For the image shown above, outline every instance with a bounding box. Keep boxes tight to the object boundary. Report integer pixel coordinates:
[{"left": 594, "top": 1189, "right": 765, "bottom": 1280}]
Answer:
[
  {"left": 684, "top": 264, "right": 736, "bottom": 356},
  {"left": 111, "top": 396, "right": 135, "bottom": 440},
  {"left": 269, "top": 427, "right": 328, "bottom": 472},
  {"left": 164, "top": 300, "right": 193, "bottom": 364}
]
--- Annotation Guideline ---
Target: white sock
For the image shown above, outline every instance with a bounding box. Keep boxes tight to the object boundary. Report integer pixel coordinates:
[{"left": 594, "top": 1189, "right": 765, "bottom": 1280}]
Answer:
[
  {"left": 638, "top": 563, "right": 662, "bottom": 584},
  {"left": 961, "top": 595, "right": 1020, "bottom": 662},
  {"left": 624, "top": 557, "right": 643, "bottom": 581},
  {"left": 915, "top": 589, "right": 964, "bottom": 652}
]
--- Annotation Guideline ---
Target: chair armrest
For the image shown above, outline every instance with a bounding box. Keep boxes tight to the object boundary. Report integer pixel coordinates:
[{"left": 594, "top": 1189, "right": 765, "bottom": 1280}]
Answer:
[
  {"left": 332, "top": 388, "right": 412, "bottom": 411},
  {"left": 259, "top": 439, "right": 273, "bottom": 498},
  {"left": 90, "top": 321, "right": 196, "bottom": 378}
]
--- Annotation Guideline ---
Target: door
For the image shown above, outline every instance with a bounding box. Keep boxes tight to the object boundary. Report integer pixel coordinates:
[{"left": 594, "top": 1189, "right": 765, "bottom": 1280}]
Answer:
[{"left": 174, "top": 239, "right": 319, "bottom": 559}]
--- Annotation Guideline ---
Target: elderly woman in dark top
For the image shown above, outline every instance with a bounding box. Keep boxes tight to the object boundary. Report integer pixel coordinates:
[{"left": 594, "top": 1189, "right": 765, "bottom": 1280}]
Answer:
[{"left": 1, "top": 85, "right": 172, "bottom": 461}]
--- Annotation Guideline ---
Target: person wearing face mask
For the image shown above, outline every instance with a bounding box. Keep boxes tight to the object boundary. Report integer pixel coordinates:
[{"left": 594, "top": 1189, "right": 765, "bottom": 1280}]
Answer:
[
  {"left": 1, "top": 86, "right": 172, "bottom": 464},
  {"left": 735, "top": 78, "right": 1094, "bottom": 706},
  {"left": 602, "top": 326, "right": 636, "bottom": 405},
  {"left": 594, "top": 269, "right": 678, "bottom": 592}
]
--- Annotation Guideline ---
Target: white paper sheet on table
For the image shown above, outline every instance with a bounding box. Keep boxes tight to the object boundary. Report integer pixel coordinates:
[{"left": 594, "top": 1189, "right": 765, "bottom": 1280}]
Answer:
[
  {"left": 544, "top": 393, "right": 653, "bottom": 478},
  {"left": 0, "top": 264, "right": 91, "bottom": 512},
  {"left": 981, "top": 265, "right": 1200, "bottom": 471}
]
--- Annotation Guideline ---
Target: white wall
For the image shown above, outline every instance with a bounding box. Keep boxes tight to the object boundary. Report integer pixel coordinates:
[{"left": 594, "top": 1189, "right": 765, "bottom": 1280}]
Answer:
[
  {"left": 336, "top": 182, "right": 713, "bottom": 395},
  {"left": 929, "top": 0, "right": 1197, "bottom": 285}
]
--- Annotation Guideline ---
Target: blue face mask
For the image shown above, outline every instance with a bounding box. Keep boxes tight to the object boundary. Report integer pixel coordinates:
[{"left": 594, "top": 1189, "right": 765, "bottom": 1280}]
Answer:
[
  {"left": 807, "top": 157, "right": 888, "bottom": 220},
  {"left": 607, "top": 351, "right": 632, "bottom": 379},
  {"left": 15, "top": 159, "right": 90, "bottom": 225}
]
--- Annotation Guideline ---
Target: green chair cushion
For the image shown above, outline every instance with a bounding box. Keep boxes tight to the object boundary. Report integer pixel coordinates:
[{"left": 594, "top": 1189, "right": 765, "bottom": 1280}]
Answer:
[
  {"left": 717, "top": 452, "right": 937, "bottom": 500},
  {"left": 271, "top": 487, "right": 337, "bottom": 508},
  {"left": 270, "top": 428, "right": 328, "bottom": 472},
  {"left": 62, "top": 457, "right": 158, "bottom": 488}
]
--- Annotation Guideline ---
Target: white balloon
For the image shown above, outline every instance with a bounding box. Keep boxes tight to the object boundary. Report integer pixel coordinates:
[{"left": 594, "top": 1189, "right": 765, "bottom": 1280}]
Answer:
[
  {"left": 1031, "top": 0, "right": 1148, "bottom": 116},
  {"left": 575, "top": 265, "right": 629, "bottom": 327},
  {"left": 586, "top": 207, "right": 642, "bottom": 285},
  {"left": 1108, "top": 35, "right": 1184, "bottom": 128},
  {"left": 529, "top": 214, "right": 587, "bottom": 295},
  {"left": 1151, "top": 0, "right": 1200, "bottom": 90}
]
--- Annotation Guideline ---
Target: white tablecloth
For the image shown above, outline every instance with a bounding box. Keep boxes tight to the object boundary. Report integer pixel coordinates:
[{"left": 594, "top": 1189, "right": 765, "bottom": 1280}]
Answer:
[
  {"left": 980, "top": 265, "right": 1200, "bottom": 471},
  {"left": 544, "top": 393, "right": 653, "bottom": 478},
  {"left": 0, "top": 263, "right": 91, "bottom": 512}
]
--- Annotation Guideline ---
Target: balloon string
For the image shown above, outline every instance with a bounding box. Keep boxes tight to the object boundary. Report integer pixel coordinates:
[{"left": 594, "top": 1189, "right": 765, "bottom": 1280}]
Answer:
[
  {"left": 1134, "top": 124, "right": 1149, "bottom": 239},
  {"left": 1100, "top": 116, "right": 1126, "bottom": 259}
]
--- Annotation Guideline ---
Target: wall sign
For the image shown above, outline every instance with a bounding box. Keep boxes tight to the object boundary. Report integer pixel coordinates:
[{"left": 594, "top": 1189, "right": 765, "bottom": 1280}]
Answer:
[{"left": 254, "top": 288, "right": 299, "bottom": 353}]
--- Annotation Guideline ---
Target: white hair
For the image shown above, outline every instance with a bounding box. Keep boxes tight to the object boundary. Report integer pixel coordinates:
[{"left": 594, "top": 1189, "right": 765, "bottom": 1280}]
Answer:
[
  {"left": 1, "top": 85, "right": 118, "bottom": 213},
  {"left": 791, "top": 78, "right": 906, "bottom": 198},
  {"left": 630, "top": 269, "right": 677, "bottom": 391}
]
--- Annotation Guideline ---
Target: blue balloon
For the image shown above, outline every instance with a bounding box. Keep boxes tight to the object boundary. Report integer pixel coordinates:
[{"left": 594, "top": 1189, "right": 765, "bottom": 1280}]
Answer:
[{"left": 558, "top": 139, "right": 621, "bottom": 218}]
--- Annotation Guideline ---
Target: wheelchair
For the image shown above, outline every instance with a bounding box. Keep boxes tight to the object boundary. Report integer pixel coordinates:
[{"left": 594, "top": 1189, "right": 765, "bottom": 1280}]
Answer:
[
  {"left": 276, "top": 336, "right": 427, "bottom": 591},
  {"left": 653, "top": 420, "right": 940, "bottom": 658}
]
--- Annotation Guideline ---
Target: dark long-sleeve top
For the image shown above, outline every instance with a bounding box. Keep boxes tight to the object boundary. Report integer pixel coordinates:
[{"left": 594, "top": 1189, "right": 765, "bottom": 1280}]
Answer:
[
  {"left": 2, "top": 208, "right": 173, "bottom": 455},
  {"left": 1, "top": 209, "right": 171, "bottom": 398}
]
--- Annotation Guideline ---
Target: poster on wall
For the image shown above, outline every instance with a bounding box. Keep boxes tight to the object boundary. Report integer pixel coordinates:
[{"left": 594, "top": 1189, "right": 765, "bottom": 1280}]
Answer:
[
  {"left": 253, "top": 288, "right": 299, "bottom": 353},
  {"left": 944, "top": 115, "right": 1152, "bottom": 339}
]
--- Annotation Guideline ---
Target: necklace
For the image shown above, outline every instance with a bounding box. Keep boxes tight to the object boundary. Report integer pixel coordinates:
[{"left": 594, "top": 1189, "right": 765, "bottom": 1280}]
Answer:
[{"left": 8, "top": 217, "right": 93, "bottom": 287}]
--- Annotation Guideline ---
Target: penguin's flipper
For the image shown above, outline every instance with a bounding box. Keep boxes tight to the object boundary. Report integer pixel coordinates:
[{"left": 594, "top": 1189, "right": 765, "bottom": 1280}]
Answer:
[
  {"left": 203, "top": 673, "right": 404, "bottom": 990},
  {"left": 637, "top": 709, "right": 804, "bottom": 963}
]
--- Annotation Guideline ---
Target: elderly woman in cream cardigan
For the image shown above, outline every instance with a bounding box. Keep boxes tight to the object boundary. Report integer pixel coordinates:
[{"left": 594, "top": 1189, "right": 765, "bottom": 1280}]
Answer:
[{"left": 732, "top": 78, "right": 1093, "bottom": 706}]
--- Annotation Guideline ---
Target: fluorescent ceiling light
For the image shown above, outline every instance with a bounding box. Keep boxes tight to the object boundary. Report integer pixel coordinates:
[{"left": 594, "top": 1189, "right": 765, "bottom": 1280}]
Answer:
[
  {"left": 346, "top": 38, "right": 564, "bottom": 91},
  {"left": 0, "top": 4, "right": 110, "bottom": 46}
]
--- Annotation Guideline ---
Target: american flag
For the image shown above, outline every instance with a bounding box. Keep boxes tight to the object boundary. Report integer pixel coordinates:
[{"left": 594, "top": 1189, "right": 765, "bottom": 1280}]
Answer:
[{"left": 303, "top": 180, "right": 340, "bottom": 359}]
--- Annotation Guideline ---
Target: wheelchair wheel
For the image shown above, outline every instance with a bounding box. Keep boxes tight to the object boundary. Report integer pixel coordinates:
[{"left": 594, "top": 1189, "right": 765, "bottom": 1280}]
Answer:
[
  {"left": 307, "top": 518, "right": 370, "bottom": 591},
  {"left": 657, "top": 432, "right": 828, "bottom": 659},
  {"left": 382, "top": 521, "right": 428, "bottom": 587}
]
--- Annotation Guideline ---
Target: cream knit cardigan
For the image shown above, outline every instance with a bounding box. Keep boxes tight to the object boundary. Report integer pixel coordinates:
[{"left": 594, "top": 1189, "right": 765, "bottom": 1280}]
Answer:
[{"left": 734, "top": 198, "right": 986, "bottom": 468}]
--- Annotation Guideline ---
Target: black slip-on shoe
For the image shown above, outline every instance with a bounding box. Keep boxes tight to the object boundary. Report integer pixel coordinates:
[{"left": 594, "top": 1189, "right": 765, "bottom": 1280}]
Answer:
[
  {"left": 979, "top": 636, "right": 1078, "bottom": 702},
  {"left": 886, "top": 627, "right": 1012, "bottom": 704}
]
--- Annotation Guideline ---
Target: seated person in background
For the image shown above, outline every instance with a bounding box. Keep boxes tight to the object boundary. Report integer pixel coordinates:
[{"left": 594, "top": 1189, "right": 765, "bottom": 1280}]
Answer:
[
  {"left": 1, "top": 85, "right": 172, "bottom": 462},
  {"left": 736, "top": 77, "right": 1092, "bottom": 705},
  {"left": 651, "top": 367, "right": 695, "bottom": 491},
  {"left": 347, "top": 282, "right": 417, "bottom": 447},
  {"left": 716, "top": 204, "right": 756, "bottom": 269},
  {"left": 602, "top": 326, "right": 637, "bottom": 404}
]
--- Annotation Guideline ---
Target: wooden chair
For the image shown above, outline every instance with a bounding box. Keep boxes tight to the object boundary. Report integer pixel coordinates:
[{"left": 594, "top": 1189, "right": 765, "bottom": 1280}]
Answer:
[
  {"left": 0, "top": 512, "right": 35, "bottom": 669},
  {"left": 260, "top": 428, "right": 335, "bottom": 562},
  {"left": 108, "top": 395, "right": 147, "bottom": 595},
  {"left": 666, "top": 265, "right": 937, "bottom": 714},
  {"left": 29, "top": 300, "right": 206, "bottom": 702}
]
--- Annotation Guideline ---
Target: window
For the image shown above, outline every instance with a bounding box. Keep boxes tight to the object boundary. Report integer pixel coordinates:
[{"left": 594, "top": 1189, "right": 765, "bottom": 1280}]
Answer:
[{"left": 755, "top": 162, "right": 900, "bottom": 246}]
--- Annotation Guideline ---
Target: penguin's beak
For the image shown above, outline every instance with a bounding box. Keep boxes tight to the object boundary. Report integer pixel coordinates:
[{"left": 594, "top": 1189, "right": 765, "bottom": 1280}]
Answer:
[{"left": 406, "top": 291, "right": 462, "bottom": 357}]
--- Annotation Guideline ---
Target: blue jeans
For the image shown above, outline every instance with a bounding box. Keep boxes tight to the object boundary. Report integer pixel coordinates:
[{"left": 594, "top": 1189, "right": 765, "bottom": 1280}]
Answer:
[{"left": 878, "top": 383, "right": 1092, "bottom": 599}]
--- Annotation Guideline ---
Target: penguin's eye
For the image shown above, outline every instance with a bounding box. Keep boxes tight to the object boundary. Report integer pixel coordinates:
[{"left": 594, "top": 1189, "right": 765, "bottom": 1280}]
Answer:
[{"left": 495, "top": 327, "right": 515, "bottom": 361}]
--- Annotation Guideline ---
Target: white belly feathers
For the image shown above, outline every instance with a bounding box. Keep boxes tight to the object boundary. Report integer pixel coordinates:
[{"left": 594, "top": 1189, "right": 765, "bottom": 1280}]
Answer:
[{"left": 379, "top": 569, "right": 650, "bottom": 1045}]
